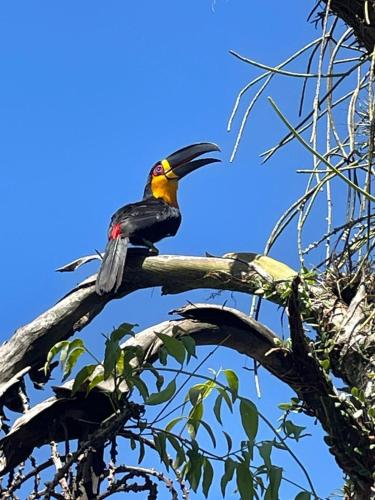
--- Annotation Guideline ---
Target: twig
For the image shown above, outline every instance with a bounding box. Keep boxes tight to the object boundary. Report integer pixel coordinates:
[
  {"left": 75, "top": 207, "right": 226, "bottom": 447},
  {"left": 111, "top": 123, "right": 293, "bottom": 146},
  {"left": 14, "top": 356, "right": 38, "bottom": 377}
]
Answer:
[{"left": 50, "top": 442, "right": 71, "bottom": 499}]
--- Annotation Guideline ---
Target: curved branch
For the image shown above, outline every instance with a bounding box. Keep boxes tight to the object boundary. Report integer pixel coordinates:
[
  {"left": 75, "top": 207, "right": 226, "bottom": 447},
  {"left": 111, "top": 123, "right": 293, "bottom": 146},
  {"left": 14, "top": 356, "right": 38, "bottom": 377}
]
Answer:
[
  {"left": 1, "top": 300, "right": 371, "bottom": 492},
  {"left": 0, "top": 251, "right": 296, "bottom": 410},
  {"left": 0, "top": 304, "right": 298, "bottom": 475}
]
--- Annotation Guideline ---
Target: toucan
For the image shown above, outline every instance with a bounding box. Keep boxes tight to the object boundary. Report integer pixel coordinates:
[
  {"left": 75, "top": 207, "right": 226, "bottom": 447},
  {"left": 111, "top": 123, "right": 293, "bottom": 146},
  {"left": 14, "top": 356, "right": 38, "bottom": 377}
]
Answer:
[{"left": 95, "top": 143, "right": 220, "bottom": 295}]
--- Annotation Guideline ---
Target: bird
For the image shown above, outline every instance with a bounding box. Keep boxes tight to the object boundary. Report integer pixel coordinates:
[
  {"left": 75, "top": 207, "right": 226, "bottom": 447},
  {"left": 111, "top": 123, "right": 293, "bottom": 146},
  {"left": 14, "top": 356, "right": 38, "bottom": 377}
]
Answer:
[{"left": 95, "top": 142, "right": 220, "bottom": 295}]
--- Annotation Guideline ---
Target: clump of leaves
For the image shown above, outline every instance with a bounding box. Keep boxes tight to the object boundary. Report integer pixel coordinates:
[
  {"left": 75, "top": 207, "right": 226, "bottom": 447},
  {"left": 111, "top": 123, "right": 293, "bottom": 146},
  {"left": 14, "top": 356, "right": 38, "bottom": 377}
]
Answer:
[{"left": 45, "top": 326, "right": 316, "bottom": 499}]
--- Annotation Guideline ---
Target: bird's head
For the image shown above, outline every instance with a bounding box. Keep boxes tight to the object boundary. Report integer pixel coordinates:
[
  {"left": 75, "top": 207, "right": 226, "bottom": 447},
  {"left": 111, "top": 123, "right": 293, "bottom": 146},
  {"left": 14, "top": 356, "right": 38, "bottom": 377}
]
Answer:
[{"left": 143, "top": 142, "right": 221, "bottom": 207}]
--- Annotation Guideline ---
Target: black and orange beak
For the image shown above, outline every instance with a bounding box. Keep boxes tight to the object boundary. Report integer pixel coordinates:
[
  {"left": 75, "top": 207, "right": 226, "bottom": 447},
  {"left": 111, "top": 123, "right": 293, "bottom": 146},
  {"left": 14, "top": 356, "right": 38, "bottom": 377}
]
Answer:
[{"left": 163, "top": 142, "right": 221, "bottom": 180}]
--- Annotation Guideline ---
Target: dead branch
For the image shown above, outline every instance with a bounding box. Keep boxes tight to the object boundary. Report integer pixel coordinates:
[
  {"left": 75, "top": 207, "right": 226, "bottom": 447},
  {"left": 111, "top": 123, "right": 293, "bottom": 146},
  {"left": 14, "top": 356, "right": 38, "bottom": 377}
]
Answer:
[
  {"left": 0, "top": 304, "right": 298, "bottom": 476},
  {"left": 0, "top": 251, "right": 296, "bottom": 412}
]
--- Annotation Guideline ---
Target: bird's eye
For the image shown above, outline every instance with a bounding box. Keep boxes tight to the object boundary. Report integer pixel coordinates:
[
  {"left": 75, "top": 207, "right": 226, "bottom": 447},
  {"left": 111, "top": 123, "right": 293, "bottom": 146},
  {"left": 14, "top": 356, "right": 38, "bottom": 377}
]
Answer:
[{"left": 153, "top": 164, "right": 164, "bottom": 176}]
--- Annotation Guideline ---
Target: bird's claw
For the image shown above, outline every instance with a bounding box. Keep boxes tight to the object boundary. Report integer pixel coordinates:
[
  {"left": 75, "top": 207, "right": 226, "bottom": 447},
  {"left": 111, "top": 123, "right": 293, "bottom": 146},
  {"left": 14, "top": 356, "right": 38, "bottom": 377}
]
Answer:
[{"left": 148, "top": 246, "right": 159, "bottom": 255}]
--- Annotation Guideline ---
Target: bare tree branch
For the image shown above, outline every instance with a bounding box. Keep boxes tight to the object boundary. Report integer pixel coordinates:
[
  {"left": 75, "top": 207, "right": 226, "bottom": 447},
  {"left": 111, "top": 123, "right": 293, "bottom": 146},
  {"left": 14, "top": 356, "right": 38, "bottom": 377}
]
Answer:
[
  {"left": 0, "top": 251, "right": 296, "bottom": 411},
  {"left": 0, "top": 304, "right": 296, "bottom": 475}
]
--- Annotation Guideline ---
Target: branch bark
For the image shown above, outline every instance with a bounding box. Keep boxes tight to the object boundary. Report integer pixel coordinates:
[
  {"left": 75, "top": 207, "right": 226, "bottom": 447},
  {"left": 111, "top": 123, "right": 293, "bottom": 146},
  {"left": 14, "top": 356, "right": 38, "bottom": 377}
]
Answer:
[
  {"left": 322, "top": 0, "right": 375, "bottom": 52},
  {"left": 288, "top": 278, "right": 374, "bottom": 499},
  {"left": 0, "top": 251, "right": 296, "bottom": 411},
  {"left": 1, "top": 301, "right": 373, "bottom": 496},
  {"left": 0, "top": 251, "right": 373, "bottom": 496},
  {"left": 0, "top": 304, "right": 297, "bottom": 475}
]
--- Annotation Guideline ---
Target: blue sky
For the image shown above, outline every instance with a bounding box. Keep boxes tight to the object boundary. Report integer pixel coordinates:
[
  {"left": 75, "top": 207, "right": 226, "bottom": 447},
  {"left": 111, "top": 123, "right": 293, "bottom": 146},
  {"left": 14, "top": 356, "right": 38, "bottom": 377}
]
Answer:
[{"left": 0, "top": 1, "right": 343, "bottom": 498}]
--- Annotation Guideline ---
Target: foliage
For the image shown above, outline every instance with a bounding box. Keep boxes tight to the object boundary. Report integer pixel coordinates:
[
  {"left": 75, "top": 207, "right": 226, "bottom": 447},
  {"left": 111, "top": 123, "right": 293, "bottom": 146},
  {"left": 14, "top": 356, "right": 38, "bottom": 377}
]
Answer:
[{"left": 41, "top": 330, "right": 316, "bottom": 499}]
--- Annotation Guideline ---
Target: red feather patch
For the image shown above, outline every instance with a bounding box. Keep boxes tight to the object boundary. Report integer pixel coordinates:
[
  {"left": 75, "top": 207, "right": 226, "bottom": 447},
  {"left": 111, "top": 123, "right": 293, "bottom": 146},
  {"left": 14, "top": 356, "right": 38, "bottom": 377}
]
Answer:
[{"left": 110, "top": 223, "right": 122, "bottom": 240}]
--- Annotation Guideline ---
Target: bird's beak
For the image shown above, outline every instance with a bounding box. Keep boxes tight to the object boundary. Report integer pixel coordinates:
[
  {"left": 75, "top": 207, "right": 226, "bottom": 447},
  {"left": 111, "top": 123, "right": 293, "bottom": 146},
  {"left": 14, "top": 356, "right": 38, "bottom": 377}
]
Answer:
[{"left": 163, "top": 142, "right": 221, "bottom": 180}]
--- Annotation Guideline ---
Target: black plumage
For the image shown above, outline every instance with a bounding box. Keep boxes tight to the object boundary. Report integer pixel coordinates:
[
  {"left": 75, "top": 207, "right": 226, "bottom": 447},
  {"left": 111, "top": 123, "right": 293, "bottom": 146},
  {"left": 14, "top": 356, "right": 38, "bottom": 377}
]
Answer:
[
  {"left": 96, "top": 199, "right": 182, "bottom": 295},
  {"left": 109, "top": 198, "right": 182, "bottom": 247},
  {"left": 95, "top": 143, "right": 220, "bottom": 295}
]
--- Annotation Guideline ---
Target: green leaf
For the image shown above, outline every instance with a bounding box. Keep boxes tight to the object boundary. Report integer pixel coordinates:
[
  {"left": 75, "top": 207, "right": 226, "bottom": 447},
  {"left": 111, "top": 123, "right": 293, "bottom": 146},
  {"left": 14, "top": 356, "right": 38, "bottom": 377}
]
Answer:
[
  {"left": 87, "top": 373, "right": 105, "bottom": 393},
  {"left": 188, "top": 381, "right": 215, "bottom": 407},
  {"left": 165, "top": 416, "right": 185, "bottom": 433},
  {"left": 236, "top": 461, "right": 254, "bottom": 500},
  {"left": 320, "top": 359, "right": 330, "bottom": 371},
  {"left": 258, "top": 441, "right": 273, "bottom": 469},
  {"left": 223, "top": 369, "right": 239, "bottom": 402},
  {"left": 103, "top": 333, "right": 122, "bottom": 379},
  {"left": 174, "top": 450, "right": 185, "bottom": 469},
  {"left": 295, "top": 492, "right": 311, "bottom": 500},
  {"left": 116, "top": 350, "right": 124, "bottom": 374},
  {"left": 189, "top": 400, "right": 204, "bottom": 420},
  {"left": 127, "top": 376, "right": 149, "bottom": 400},
  {"left": 63, "top": 340, "right": 85, "bottom": 374},
  {"left": 188, "top": 401, "right": 204, "bottom": 439},
  {"left": 351, "top": 386, "right": 359, "bottom": 397},
  {"left": 138, "top": 440, "right": 145, "bottom": 464},
  {"left": 223, "top": 431, "right": 232, "bottom": 454},
  {"left": 62, "top": 346, "right": 85, "bottom": 381},
  {"left": 154, "top": 432, "right": 169, "bottom": 469},
  {"left": 201, "top": 380, "right": 216, "bottom": 398},
  {"left": 255, "top": 474, "right": 266, "bottom": 495},
  {"left": 202, "top": 458, "right": 214, "bottom": 498},
  {"left": 278, "top": 402, "right": 293, "bottom": 411},
  {"left": 148, "top": 366, "right": 164, "bottom": 391},
  {"left": 59, "top": 341, "right": 73, "bottom": 368},
  {"left": 111, "top": 322, "right": 137, "bottom": 343},
  {"left": 265, "top": 466, "right": 282, "bottom": 500},
  {"left": 159, "top": 346, "right": 168, "bottom": 365},
  {"left": 44, "top": 340, "right": 69, "bottom": 374},
  {"left": 199, "top": 419, "right": 217, "bottom": 448},
  {"left": 214, "top": 394, "right": 223, "bottom": 425},
  {"left": 72, "top": 364, "right": 97, "bottom": 395},
  {"left": 220, "top": 458, "right": 236, "bottom": 497},
  {"left": 242, "top": 446, "right": 253, "bottom": 465},
  {"left": 180, "top": 335, "right": 196, "bottom": 363},
  {"left": 167, "top": 435, "right": 185, "bottom": 468},
  {"left": 284, "top": 420, "right": 306, "bottom": 441},
  {"left": 240, "top": 398, "right": 259, "bottom": 442},
  {"left": 188, "top": 384, "right": 205, "bottom": 406},
  {"left": 166, "top": 434, "right": 181, "bottom": 452},
  {"left": 156, "top": 374, "right": 164, "bottom": 391},
  {"left": 122, "top": 346, "right": 143, "bottom": 377},
  {"left": 273, "top": 440, "right": 287, "bottom": 451},
  {"left": 155, "top": 332, "right": 186, "bottom": 365},
  {"left": 45, "top": 339, "right": 86, "bottom": 378},
  {"left": 217, "top": 387, "right": 233, "bottom": 412},
  {"left": 146, "top": 379, "right": 176, "bottom": 406},
  {"left": 186, "top": 448, "right": 203, "bottom": 492}
]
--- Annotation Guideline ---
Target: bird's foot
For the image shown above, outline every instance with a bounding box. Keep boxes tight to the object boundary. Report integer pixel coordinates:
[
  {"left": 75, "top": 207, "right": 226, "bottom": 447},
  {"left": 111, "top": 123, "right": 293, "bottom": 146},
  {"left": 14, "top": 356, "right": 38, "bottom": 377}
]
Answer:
[
  {"left": 142, "top": 239, "right": 159, "bottom": 255},
  {"left": 147, "top": 245, "right": 159, "bottom": 255}
]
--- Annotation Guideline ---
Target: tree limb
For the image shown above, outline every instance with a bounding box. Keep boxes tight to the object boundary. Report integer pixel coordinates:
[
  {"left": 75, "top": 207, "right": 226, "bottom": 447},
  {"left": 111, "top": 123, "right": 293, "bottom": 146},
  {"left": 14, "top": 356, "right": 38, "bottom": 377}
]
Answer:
[
  {"left": 288, "top": 277, "right": 374, "bottom": 499},
  {"left": 0, "top": 304, "right": 297, "bottom": 475},
  {"left": 0, "top": 251, "right": 296, "bottom": 411}
]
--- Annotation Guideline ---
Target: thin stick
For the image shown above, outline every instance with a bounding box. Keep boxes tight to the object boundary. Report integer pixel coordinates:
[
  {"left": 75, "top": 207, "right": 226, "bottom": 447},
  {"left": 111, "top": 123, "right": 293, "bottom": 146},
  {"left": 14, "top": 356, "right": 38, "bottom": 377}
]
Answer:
[
  {"left": 261, "top": 57, "right": 369, "bottom": 163},
  {"left": 227, "top": 37, "right": 331, "bottom": 131},
  {"left": 230, "top": 50, "right": 346, "bottom": 79},
  {"left": 268, "top": 98, "right": 375, "bottom": 202}
]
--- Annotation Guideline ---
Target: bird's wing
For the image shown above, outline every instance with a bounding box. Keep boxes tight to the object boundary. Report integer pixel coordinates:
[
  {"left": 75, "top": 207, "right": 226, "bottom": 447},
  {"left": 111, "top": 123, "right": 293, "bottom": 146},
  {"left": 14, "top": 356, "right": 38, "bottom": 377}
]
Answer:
[{"left": 109, "top": 199, "right": 172, "bottom": 236}]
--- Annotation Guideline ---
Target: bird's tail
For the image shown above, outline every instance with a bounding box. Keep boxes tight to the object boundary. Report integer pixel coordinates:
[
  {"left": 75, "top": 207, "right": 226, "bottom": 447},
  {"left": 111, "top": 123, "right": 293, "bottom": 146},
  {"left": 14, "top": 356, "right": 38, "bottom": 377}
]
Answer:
[{"left": 95, "top": 236, "right": 129, "bottom": 295}]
